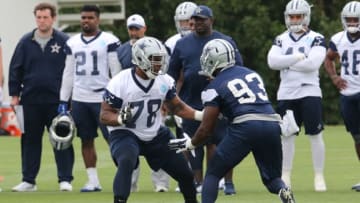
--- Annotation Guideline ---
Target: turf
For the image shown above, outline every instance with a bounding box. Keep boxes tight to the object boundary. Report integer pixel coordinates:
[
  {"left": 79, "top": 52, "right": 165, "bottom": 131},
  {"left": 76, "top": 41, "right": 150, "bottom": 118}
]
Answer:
[{"left": 0, "top": 125, "right": 359, "bottom": 202}]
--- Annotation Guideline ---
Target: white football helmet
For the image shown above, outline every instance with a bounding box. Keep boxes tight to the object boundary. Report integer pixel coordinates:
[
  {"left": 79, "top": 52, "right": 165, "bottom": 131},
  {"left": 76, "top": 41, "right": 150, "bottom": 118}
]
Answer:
[
  {"left": 174, "top": 1, "right": 197, "bottom": 36},
  {"left": 284, "top": 0, "right": 311, "bottom": 33},
  {"left": 341, "top": 1, "right": 360, "bottom": 34},
  {"left": 49, "top": 114, "right": 75, "bottom": 150},
  {"left": 199, "top": 39, "right": 236, "bottom": 79},
  {"left": 132, "top": 36, "right": 168, "bottom": 79}
]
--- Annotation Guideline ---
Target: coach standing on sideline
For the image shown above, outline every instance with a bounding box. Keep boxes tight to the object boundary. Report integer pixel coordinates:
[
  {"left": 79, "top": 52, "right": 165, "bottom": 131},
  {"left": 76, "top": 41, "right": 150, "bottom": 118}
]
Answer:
[
  {"left": 9, "top": 2, "right": 74, "bottom": 192},
  {"left": 168, "top": 5, "right": 242, "bottom": 194}
]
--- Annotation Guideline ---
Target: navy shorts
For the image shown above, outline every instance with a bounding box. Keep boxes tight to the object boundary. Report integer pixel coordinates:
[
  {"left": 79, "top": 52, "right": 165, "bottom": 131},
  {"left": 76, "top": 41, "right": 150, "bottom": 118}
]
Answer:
[
  {"left": 340, "top": 93, "right": 360, "bottom": 136},
  {"left": 276, "top": 96, "right": 324, "bottom": 135},
  {"left": 71, "top": 101, "right": 109, "bottom": 140}
]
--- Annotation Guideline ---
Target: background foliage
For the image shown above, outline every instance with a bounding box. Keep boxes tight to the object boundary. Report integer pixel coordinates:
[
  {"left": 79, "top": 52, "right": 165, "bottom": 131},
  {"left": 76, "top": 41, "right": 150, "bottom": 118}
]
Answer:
[{"left": 101, "top": 0, "right": 348, "bottom": 124}]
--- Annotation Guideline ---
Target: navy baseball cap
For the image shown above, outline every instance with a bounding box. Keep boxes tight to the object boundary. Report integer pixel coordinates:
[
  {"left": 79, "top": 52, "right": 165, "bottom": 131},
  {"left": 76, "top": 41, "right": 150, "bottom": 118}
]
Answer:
[{"left": 191, "top": 5, "right": 213, "bottom": 19}]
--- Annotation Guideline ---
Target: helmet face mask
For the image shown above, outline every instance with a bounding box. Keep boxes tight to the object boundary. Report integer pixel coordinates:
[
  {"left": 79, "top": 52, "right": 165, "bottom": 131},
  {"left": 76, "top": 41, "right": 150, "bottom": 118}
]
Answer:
[
  {"left": 49, "top": 114, "right": 75, "bottom": 150},
  {"left": 341, "top": 1, "right": 360, "bottom": 34},
  {"left": 199, "top": 39, "right": 236, "bottom": 79},
  {"left": 284, "top": 0, "right": 311, "bottom": 33},
  {"left": 132, "top": 37, "right": 168, "bottom": 79},
  {"left": 174, "top": 2, "right": 197, "bottom": 36}
]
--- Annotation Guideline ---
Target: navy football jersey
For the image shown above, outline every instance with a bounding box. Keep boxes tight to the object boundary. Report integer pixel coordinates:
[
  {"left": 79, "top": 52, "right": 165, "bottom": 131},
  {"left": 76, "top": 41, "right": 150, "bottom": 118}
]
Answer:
[{"left": 201, "top": 66, "right": 275, "bottom": 122}]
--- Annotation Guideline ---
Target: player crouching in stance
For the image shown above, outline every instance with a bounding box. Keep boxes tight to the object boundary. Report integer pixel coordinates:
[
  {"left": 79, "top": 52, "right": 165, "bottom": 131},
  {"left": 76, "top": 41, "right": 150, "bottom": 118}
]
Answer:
[
  {"left": 100, "top": 36, "right": 202, "bottom": 203},
  {"left": 169, "top": 39, "right": 297, "bottom": 203}
]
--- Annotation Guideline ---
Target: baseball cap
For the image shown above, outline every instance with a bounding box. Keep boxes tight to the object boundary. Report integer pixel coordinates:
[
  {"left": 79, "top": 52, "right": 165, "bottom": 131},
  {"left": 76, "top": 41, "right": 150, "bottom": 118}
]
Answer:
[
  {"left": 127, "top": 14, "right": 146, "bottom": 29},
  {"left": 191, "top": 5, "right": 213, "bottom": 19}
]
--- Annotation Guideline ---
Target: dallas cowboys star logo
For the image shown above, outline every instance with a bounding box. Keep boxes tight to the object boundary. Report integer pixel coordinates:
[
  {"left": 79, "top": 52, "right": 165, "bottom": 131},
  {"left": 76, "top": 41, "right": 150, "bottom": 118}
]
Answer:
[
  {"left": 51, "top": 43, "right": 61, "bottom": 53},
  {"left": 195, "top": 7, "right": 202, "bottom": 14}
]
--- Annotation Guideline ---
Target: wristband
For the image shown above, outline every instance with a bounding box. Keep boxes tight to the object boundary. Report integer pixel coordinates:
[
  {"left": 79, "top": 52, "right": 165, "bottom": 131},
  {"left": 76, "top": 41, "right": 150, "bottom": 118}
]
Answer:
[{"left": 194, "top": 110, "right": 204, "bottom": 121}]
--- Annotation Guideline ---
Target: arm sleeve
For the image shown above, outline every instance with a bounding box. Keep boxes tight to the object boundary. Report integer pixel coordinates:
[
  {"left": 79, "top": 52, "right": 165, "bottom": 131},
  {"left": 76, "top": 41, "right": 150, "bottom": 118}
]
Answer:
[
  {"left": 60, "top": 55, "right": 75, "bottom": 102},
  {"left": 290, "top": 46, "right": 326, "bottom": 73},
  {"left": 8, "top": 41, "right": 25, "bottom": 96},
  {"left": 267, "top": 45, "right": 303, "bottom": 70},
  {"left": 108, "top": 51, "right": 122, "bottom": 77}
]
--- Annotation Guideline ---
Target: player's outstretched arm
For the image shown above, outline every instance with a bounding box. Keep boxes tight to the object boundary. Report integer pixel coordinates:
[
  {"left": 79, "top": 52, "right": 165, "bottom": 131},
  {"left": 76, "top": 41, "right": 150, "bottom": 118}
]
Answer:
[{"left": 165, "top": 95, "right": 203, "bottom": 121}]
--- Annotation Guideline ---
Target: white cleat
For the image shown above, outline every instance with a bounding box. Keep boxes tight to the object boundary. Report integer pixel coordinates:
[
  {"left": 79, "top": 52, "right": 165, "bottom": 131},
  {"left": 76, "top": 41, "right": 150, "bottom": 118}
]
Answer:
[
  {"left": 12, "top": 182, "right": 37, "bottom": 192},
  {"left": 218, "top": 178, "right": 225, "bottom": 190},
  {"left": 59, "top": 181, "right": 72, "bottom": 191},
  {"left": 80, "top": 182, "right": 102, "bottom": 192},
  {"left": 155, "top": 185, "right": 168, "bottom": 192},
  {"left": 351, "top": 182, "right": 360, "bottom": 191},
  {"left": 175, "top": 186, "right": 180, "bottom": 192},
  {"left": 314, "top": 174, "right": 327, "bottom": 192}
]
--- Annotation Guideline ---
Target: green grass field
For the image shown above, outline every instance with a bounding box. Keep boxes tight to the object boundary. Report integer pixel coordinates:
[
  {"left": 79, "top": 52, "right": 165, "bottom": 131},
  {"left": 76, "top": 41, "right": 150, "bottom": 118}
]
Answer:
[{"left": 0, "top": 125, "right": 359, "bottom": 203}]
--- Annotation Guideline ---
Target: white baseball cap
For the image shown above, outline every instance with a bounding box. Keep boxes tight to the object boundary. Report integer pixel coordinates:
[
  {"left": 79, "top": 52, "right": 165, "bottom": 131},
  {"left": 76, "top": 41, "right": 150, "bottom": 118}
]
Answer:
[{"left": 127, "top": 14, "right": 146, "bottom": 29}]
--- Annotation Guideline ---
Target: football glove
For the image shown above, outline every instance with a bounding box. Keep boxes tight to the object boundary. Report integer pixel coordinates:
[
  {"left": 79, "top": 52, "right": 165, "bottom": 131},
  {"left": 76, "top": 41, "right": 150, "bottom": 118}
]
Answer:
[
  {"left": 280, "top": 110, "right": 299, "bottom": 137},
  {"left": 117, "top": 103, "right": 133, "bottom": 125},
  {"left": 168, "top": 133, "right": 195, "bottom": 154},
  {"left": 57, "top": 102, "right": 68, "bottom": 115}
]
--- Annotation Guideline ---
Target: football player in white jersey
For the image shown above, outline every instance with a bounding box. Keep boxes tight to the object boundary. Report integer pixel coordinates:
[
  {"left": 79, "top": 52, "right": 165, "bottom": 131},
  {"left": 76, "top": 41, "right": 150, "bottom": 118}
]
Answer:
[
  {"left": 100, "top": 36, "right": 202, "bottom": 203},
  {"left": 324, "top": 1, "right": 360, "bottom": 192},
  {"left": 59, "top": 5, "right": 121, "bottom": 192},
  {"left": 117, "top": 13, "right": 171, "bottom": 193},
  {"left": 165, "top": 1, "right": 197, "bottom": 54},
  {"left": 267, "top": 0, "right": 327, "bottom": 192}
]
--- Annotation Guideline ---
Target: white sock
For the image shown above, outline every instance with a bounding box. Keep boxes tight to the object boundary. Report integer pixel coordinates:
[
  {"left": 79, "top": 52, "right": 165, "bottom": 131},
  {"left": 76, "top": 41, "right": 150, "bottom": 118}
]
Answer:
[
  {"left": 281, "top": 135, "right": 296, "bottom": 173},
  {"left": 308, "top": 132, "right": 325, "bottom": 175},
  {"left": 86, "top": 167, "right": 99, "bottom": 185}
]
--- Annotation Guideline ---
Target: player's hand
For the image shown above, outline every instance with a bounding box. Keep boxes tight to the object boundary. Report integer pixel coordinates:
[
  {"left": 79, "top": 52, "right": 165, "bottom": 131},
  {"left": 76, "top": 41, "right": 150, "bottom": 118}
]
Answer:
[
  {"left": 331, "top": 76, "right": 347, "bottom": 91},
  {"left": 118, "top": 103, "right": 133, "bottom": 125},
  {"left": 168, "top": 133, "right": 195, "bottom": 154},
  {"left": 57, "top": 102, "right": 68, "bottom": 115}
]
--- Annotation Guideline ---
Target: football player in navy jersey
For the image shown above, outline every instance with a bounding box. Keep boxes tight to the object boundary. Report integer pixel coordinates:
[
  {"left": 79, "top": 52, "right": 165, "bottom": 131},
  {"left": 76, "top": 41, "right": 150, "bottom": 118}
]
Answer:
[
  {"left": 267, "top": 0, "right": 327, "bottom": 192},
  {"left": 100, "top": 36, "right": 202, "bottom": 203},
  {"left": 324, "top": 1, "right": 360, "bottom": 191},
  {"left": 169, "top": 39, "right": 296, "bottom": 203},
  {"left": 168, "top": 4, "right": 242, "bottom": 194},
  {"left": 59, "top": 5, "right": 122, "bottom": 192}
]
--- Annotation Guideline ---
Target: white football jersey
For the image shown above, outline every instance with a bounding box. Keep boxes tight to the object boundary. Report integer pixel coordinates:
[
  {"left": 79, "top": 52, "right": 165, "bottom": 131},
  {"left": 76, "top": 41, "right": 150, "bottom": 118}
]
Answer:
[
  {"left": 329, "top": 31, "right": 360, "bottom": 96},
  {"left": 105, "top": 68, "right": 176, "bottom": 141},
  {"left": 62, "top": 31, "right": 121, "bottom": 102},
  {"left": 269, "top": 30, "right": 326, "bottom": 100},
  {"left": 165, "top": 33, "right": 181, "bottom": 54}
]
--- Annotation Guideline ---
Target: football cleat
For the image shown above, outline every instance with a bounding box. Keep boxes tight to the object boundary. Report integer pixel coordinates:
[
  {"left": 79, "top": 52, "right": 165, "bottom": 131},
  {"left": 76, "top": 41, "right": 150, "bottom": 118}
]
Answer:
[
  {"left": 80, "top": 182, "right": 102, "bottom": 192},
  {"left": 12, "top": 182, "right": 37, "bottom": 192},
  {"left": 155, "top": 185, "right": 168, "bottom": 192},
  {"left": 314, "top": 174, "right": 327, "bottom": 192},
  {"left": 224, "top": 182, "right": 236, "bottom": 195},
  {"left": 195, "top": 183, "right": 202, "bottom": 193},
  {"left": 279, "top": 187, "right": 296, "bottom": 203},
  {"left": 351, "top": 182, "right": 360, "bottom": 191},
  {"left": 59, "top": 181, "right": 72, "bottom": 191},
  {"left": 218, "top": 178, "right": 225, "bottom": 190}
]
